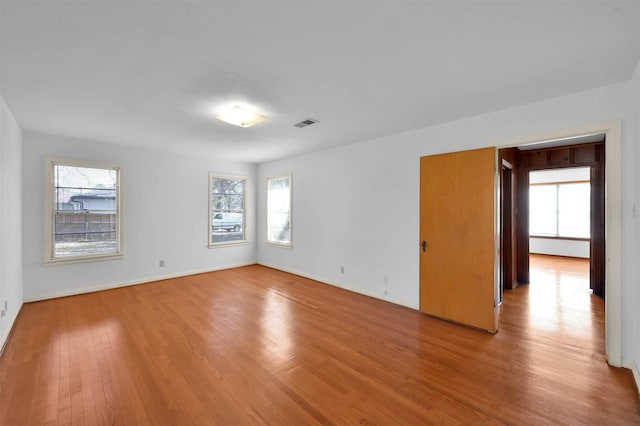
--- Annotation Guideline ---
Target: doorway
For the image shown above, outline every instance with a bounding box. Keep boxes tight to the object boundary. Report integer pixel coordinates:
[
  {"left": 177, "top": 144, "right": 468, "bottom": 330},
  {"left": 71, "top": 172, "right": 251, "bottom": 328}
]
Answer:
[
  {"left": 499, "top": 121, "right": 621, "bottom": 366},
  {"left": 526, "top": 167, "right": 595, "bottom": 329},
  {"left": 498, "top": 140, "right": 606, "bottom": 346},
  {"left": 420, "top": 123, "right": 621, "bottom": 365},
  {"left": 513, "top": 140, "right": 605, "bottom": 298}
]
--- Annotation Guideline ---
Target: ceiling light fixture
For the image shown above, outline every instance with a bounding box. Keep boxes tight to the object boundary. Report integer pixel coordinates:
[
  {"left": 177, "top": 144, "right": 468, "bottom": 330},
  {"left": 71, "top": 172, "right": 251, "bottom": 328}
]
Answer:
[{"left": 216, "top": 105, "right": 268, "bottom": 128}]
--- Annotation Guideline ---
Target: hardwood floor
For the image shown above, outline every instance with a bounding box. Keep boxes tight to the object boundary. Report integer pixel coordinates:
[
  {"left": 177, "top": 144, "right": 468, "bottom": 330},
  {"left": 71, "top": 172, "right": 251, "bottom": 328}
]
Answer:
[{"left": 1, "top": 256, "right": 638, "bottom": 424}]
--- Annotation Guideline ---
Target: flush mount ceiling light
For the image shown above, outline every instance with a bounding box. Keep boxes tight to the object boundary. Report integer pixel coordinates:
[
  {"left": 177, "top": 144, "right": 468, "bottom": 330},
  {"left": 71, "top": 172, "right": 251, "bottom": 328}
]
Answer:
[{"left": 216, "top": 105, "right": 268, "bottom": 128}]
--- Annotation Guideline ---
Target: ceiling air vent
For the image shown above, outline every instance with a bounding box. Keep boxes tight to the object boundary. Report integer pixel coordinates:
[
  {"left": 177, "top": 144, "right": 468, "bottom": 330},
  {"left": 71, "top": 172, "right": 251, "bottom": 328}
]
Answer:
[{"left": 294, "top": 118, "right": 319, "bottom": 128}]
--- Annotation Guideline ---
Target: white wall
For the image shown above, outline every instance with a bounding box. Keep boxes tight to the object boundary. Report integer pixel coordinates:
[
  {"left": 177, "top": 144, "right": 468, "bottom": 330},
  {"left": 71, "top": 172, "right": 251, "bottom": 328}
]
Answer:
[
  {"left": 257, "top": 80, "right": 637, "bottom": 359},
  {"left": 529, "top": 238, "right": 589, "bottom": 258},
  {"left": 259, "top": 144, "right": 419, "bottom": 307},
  {"left": 0, "top": 94, "right": 23, "bottom": 350},
  {"left": 22, "top": 132, "right": 257, "bottom": 301}
]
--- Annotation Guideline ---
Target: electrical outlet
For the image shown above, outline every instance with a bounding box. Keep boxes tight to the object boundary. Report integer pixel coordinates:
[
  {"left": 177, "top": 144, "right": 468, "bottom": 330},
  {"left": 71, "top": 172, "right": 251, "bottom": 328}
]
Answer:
[
  {"left": 159, "top": 260, "right": 165, "bottom": 267},
  {"left": 340, "top": 266, "right": 344, "bottom": 274},
  {"left": 383, "top": 275, "right": 389, "bottom": 285},
  {"left": 0, "top": 310, "right": 5, "bottom": 317}
]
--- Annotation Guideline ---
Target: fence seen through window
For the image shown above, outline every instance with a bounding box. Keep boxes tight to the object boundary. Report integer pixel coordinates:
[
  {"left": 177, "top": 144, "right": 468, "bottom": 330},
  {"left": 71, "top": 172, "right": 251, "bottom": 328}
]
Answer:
[{"left": 52, "top": 163, "right": 120, "bottom": 259}]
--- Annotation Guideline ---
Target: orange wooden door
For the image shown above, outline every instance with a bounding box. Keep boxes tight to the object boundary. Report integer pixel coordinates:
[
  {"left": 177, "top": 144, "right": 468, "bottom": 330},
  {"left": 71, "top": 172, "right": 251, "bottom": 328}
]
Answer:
[{"left": 419, "top": 147, "right": 498, "bottom": 332}]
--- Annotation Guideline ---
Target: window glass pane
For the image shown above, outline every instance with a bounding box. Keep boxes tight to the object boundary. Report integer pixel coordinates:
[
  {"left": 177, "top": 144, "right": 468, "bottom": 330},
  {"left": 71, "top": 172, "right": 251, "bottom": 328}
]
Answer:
[
  {"left": 558, "top": 182, "right": 590, "bottom": 238},
  {"left": 529, "top": 184, "right": 557, "bottom": 236},
  {"left": 211, "top": 176, "right": 246, "bottom": 244},
  {"left": 53, "top": 164, "right": 119, "bottom": 258},
  {"left": 267, "top": 176, "right": 291, "bottom": 244},
  {"left": 529, "top": 168, "right": 591, "bottom": 239}
]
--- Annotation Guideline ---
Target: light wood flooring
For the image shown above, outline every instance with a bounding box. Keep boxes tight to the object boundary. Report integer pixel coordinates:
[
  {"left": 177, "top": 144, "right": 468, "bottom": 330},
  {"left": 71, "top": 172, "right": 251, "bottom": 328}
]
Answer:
[{"left": 0, "top": 255, "right": 638, "bottom": 424}]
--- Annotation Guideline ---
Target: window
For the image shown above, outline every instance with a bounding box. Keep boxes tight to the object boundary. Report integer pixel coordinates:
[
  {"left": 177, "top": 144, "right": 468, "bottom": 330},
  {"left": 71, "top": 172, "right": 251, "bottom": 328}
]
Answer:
[
  {"left": 209, "top": 174, "right": 247, "bottom": 246},
  {"left": 267, "top": 175, "right": 292, "bottom": 246},
  {"left": 45, "top": 159, "right": 122, "bottom": 263},
  {"left": 529, "top": 178, "right": 590, "bottom": 238}
]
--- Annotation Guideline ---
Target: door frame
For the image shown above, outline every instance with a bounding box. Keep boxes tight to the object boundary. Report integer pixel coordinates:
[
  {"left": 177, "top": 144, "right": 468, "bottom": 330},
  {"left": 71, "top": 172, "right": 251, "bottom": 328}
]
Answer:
[
  {"left": 499, "top": 158, "right": 515, "bottom": 299},
  {"left": 495, "top": 120, "right": 622, "bottom": 367}
]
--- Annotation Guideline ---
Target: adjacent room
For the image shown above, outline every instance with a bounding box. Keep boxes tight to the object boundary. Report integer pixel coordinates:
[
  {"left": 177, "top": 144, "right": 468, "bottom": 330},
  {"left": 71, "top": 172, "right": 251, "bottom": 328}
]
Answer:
[
  {"left": 1, "top": 1, "right": 640, "bottom": 424},
  {"left": 528, "top": 165, "right": 595, "bottom": 333}
]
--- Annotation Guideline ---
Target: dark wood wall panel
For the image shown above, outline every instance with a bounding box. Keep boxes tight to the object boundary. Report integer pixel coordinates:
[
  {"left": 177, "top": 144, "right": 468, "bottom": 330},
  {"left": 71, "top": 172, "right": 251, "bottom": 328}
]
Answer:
[
  {"left": 574, "top": 145, "right": 597, "bottom": 164},
  {"left": 520, "top": 143, "right": 602, "bottom": 169},
  {"left": 549, "top": 148, "right": 571, "bottom": 166},
  {"left": 525, "top": 151, "right": 547, "bottom": 169},
  {"left": 591, "top": 145, "right": 605, "bottom": 297},
  {"left": 516, "top": 162, "right": 529, "bottom": 284}
]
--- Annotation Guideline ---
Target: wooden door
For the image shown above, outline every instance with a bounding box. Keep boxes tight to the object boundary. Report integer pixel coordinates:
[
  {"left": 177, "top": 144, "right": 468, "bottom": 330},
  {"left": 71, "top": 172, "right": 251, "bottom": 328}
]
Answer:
[{"left": 419, "top": 147, "right": 498, "bottom": 332}]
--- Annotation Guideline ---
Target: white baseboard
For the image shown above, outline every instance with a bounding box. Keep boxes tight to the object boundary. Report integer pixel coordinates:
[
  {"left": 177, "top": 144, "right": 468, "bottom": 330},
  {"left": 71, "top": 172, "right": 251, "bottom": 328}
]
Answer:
[
  {"left": 0, "top": 301, "right": 24, "bottom": 357},
  {"left": 622, "top": 357, "right": 640, "bottom": 394},
  {"left": 257, "top": 262, "right": 417, "bottom": 310},
  {"left": 24, "top": 262, "right": 257, "bottom": 303}
]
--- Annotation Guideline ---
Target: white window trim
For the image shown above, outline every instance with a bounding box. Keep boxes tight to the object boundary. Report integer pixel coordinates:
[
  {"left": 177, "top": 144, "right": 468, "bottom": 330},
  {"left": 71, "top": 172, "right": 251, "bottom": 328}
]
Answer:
[
  {"left": 208, "top": 172, "right": 249, "bottom": 248},
  {"left": 265, "top": 241, "right": 293, "bottom": 249},
  {"left": 266, "top": 173, "right": 292, "bottom": 248},
  {"left": 44, "top": 158, "right": 123, "bottom": 265}
]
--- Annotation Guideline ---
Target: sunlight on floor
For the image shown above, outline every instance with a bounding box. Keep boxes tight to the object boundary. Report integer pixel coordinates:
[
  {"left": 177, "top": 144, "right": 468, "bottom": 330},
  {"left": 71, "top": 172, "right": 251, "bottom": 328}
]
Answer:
[
  {"left": 527, "top": 255, "right": 594, "bottom": 336},
  {"left": 260, "top": 289, "right": 295, "bottom": 366}
]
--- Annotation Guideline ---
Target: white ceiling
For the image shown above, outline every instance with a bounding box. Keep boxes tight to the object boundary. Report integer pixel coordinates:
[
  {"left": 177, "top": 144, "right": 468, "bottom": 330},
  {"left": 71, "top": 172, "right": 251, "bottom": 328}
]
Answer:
[{"left": 2, "top": 1, "right": 640, "bottom": 164}]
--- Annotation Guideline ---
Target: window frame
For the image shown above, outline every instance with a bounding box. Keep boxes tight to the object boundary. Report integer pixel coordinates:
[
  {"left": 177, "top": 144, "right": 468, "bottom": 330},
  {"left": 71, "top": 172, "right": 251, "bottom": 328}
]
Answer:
[
  {"left": 208, "top": 173, "right": 248, "bottom": 248},
  {"left": 266, "top": 174, "right": 292, "bottom": 248},
  {"left": 44, "top": 158, "right": 123, "bottom": 265}
]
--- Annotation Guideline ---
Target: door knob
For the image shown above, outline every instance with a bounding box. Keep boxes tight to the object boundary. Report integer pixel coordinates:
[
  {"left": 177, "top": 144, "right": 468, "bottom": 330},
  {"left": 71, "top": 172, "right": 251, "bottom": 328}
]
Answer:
[{"left": 421, "top": 240, "right": 427, "bottom": 252}]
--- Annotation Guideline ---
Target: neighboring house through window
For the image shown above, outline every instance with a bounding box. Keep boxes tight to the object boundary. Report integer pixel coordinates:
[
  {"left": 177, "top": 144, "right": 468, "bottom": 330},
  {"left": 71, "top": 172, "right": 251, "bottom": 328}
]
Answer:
[{"left": 45, "top": 159, "right": 122, "bottom": 263}]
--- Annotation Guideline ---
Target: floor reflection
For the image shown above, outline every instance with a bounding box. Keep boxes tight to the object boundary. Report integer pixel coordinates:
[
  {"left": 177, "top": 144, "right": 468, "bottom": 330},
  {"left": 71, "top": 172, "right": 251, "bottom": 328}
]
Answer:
[
  {"left": 527, "top": 254, "right": 593, "bottom": 336},
  {"left": 260, "top": 289, "right": 294, "bottom": 366},
  {"left": 40, "top": 317, "right": 123, "bottom": 421}
]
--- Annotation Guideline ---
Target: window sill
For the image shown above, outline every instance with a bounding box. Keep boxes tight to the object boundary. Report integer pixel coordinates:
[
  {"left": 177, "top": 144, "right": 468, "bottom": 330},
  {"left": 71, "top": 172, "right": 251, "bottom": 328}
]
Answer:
[
  {"left": 265, "top": 241, "right": 292, "bottom": 249},
  {"left": 530, "top": 235, "right": 590, "bottom": 242},
  {"left": 44, "top": 252, "right": 124, "bottom": 266},
  {"left": 208, "top": 240, "right": 249, "bottom": 249}
]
